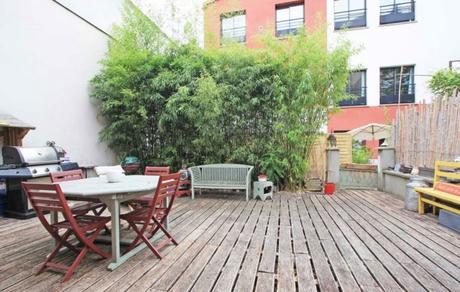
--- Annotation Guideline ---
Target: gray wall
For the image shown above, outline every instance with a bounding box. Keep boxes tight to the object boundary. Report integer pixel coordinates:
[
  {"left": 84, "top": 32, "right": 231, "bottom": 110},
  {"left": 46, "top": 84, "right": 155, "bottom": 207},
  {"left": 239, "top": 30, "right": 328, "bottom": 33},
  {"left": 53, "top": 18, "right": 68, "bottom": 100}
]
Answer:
[{"left": 0, "top": 0, "right": 116, "bottom": 166}]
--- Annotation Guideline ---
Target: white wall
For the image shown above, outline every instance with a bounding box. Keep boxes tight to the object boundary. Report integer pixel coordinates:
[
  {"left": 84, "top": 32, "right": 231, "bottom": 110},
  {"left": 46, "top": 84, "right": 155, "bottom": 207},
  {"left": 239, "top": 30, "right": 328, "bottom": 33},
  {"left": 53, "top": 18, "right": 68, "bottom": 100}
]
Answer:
[
  {"left": 0, "top": 0, "right": 116, "bottom": 166},
  {"left": 327, "top": 0, "right": 460, "bottom": 106}
]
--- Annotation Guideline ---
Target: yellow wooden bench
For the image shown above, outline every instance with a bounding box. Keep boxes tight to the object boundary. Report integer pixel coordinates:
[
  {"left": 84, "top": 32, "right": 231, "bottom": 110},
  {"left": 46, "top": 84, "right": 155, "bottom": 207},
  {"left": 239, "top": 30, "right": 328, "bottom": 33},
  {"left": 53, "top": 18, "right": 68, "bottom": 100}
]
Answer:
[{"left": 415, "top": 161, "right": 460, "bottom": 216}]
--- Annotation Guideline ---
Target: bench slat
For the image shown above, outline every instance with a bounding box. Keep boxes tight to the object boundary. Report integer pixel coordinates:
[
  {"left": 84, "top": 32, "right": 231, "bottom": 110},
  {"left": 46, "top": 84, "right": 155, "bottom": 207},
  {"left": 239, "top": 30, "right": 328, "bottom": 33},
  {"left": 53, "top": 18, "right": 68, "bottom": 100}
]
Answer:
[{"left": 415, "top": 187, "right": 460, "bottom": 205}]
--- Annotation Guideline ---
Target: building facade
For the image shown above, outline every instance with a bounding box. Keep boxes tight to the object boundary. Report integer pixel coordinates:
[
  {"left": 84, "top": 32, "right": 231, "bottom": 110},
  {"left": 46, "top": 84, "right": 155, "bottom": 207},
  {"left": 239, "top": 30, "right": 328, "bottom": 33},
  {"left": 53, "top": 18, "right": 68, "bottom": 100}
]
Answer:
[
  {"left": 204, "top": 0, "right": 326, "bottom": 48},
  {"left": 328, "top": 0, "right": 460, "bottom": 135},
  {"left": 203, "top": 0, "right": 460, "bottom": 152}
]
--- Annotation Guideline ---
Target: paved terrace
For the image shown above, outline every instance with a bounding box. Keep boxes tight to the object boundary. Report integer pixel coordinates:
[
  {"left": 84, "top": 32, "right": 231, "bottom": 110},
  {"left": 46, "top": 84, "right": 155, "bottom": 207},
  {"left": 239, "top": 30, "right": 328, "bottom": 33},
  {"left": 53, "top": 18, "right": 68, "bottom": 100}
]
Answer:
[{"left": 1, "top": 190, "right": 460, "bottom": 291}]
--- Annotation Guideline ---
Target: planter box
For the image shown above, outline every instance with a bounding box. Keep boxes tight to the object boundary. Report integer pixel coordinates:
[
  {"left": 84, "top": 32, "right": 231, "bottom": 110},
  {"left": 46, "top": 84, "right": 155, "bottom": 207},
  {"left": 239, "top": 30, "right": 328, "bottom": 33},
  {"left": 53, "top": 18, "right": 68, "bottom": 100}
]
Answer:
[
  {"left": 419, "top": 167, "right": 435, "bottom": 178},
  {"left": 341, "top": 163, "right": 377, "bottom": 172},
  {"left": 439, "top": 210, "right": 460, "bottom": 234}
]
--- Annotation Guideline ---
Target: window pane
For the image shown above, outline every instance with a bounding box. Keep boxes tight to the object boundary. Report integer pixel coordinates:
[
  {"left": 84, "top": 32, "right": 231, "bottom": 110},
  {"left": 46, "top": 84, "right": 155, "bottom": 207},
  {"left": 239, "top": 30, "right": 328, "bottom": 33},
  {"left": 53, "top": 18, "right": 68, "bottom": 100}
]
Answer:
[
  {"left": 222, "top": 17, "right": 233, "bottom": 30},
  {"left": 334, "top": 0, "right": 348, "bottom": 12},
  {"left": 349, "top": 0, "right": 365, "bottom": 10},
  {"left": 380, "top": 0, "right": 393, "bottom": 6},
  {"left": 234, "top": 14, "right": 245, "bottom": 27},
  {"left": 290, "top": 5, "right": 304, "bottom": 19},
  {"left": 276, "top": 7, "right": 290, "bottom": 22}
]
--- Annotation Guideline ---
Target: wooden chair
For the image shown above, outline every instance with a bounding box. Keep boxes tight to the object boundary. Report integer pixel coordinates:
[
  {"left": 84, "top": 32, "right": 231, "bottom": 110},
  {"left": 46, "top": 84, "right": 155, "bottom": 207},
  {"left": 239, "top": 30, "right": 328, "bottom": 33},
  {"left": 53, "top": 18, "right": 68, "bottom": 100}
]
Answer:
[
  {"left": 121, "top": 173, "right": 180, "bottom": 258},
  {"left": 145, "top": 166, "right": 170, "bottom": 176},
  {"left": 50, "top": 170, "right": 107, "bottom": 216},
  {"left": 129, "top": 166, "right": 171, "bottom": 208},
  {"left": 22, "top": 182, "right": 110, "bottom": 282}
]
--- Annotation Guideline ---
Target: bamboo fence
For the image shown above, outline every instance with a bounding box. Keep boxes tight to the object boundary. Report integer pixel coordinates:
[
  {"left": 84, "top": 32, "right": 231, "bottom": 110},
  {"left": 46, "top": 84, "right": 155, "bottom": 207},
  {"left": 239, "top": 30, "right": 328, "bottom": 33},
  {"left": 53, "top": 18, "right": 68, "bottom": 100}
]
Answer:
[{"left": 393, "top": 96, "right": 460, "bottom": 168}]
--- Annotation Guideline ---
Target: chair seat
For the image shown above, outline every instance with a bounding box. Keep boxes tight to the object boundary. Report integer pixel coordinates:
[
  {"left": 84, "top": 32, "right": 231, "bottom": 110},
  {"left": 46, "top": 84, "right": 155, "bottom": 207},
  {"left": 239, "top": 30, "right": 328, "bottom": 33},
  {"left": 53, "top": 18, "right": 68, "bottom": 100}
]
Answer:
[
  {"left": 70, "top": 201, "right": 106, "bottom": 215},
  {"left": 121, "top": 207, "right": 167, "bottom": 222},
  {"left": 52, "top": 215, "right": 110, "bottom": 231}
]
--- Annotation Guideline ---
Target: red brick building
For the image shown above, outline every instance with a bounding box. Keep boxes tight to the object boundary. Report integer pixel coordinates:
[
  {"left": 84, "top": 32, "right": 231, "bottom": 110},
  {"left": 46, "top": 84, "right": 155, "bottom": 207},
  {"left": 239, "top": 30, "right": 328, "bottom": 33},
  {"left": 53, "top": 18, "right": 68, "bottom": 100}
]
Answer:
[{"left": 204, "top": 0, "right": 326, "bottom": 49}]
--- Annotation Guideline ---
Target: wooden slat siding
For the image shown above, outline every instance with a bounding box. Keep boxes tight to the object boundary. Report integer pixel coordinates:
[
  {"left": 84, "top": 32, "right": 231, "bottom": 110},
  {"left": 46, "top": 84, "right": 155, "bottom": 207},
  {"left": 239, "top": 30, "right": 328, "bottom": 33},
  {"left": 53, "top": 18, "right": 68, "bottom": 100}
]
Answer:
[
  {"left": 62, "top": 199, "right": 218, "bottom": 292},
  {"left": 297, "top": 195, "right": 339, "bottom": 292},
  {"left": 254, "top": 272, "right": 274, "bottom": 292},
  {"left": 305, "top": 196, "right": 361, "bottom": 291},
  {"left": 310, "top": 195, "right": 379, "bottom": 289},
  {"left": 343, "top": 191, "right": 460, "bottom": 290},
  {"left": 233, "top": 202, "right": 272, "bottom": 292},
  {"left": 169, "top": 201, "right": 247, "bottom": 292},
  {"left": 258, "top": 195, "right": 280, "bottom": 274},
  {"left": 150, "top": 201, "right": 242, "bottom": 291},
  {"left": 329, "top": 195, "right": 429, "bottom": 291},
  {"left": 211, "top": 201, "right": 263, "bottom": 291},
  {"left": 356, "top": 189, "right": 460, "bottom": 250},
  {"left": 190, "top": 200, "right": 258, "bottom": 292},
  {"left": 335, "top": 133, "right": 353, "bottom": 164},
  {"left": 112, "top": 200, "right": 235, "bottom": 292},
  {"left": 288, "top": 198, "right": 309, "bottom": 254},
  {"left": 318, "top": 196, "right": 402, "bottom": 291}
]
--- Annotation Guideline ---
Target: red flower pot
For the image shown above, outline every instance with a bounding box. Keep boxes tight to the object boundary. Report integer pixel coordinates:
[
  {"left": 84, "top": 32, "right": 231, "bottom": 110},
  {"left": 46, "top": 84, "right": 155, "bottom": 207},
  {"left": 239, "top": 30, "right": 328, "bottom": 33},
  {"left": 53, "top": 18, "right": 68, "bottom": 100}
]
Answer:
[{"left": 324, "top": 182, "right": 335, "bottom": 195}]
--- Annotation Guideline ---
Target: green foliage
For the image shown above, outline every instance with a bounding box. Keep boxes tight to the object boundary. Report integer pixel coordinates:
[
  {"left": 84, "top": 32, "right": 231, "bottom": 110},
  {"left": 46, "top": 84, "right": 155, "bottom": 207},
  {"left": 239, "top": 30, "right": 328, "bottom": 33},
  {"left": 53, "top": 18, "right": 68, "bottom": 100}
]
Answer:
[
  {"left": 429, "top": 69, "right": 460, "bottom": 97},
  {"left": 352, "top": 140, "right": 372, "bottom": 164},
  {"left": 91, "top": 3, "right": 352, "bottom": 190}
]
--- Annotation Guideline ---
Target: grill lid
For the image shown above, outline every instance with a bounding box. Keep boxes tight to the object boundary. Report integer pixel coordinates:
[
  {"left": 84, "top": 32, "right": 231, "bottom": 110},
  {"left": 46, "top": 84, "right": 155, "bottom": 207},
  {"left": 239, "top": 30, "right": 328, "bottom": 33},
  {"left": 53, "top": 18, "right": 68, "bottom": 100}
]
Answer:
[{"left": 2, "top": 146, "right": 59, "bottom": 166}]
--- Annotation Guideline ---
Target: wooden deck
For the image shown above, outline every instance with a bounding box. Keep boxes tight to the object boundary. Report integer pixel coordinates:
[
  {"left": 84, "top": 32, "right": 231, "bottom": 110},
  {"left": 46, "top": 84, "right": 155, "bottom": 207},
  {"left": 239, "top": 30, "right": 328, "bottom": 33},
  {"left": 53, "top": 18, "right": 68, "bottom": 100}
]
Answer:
[{"left": 1, "top": 190, "right": 460, "bottom": 291}]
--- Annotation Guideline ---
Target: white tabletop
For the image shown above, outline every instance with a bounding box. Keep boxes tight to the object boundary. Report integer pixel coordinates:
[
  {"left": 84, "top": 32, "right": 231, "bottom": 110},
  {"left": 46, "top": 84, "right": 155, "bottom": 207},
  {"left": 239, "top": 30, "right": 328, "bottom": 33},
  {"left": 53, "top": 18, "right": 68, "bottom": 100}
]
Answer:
[{"left": 58, "top": 175, "right": 159, "bottom": 198}]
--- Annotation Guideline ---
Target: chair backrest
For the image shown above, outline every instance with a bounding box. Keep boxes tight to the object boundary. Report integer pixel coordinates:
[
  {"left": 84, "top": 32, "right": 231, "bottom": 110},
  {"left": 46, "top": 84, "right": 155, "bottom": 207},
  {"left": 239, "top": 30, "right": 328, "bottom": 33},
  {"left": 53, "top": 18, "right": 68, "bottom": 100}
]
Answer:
[
  {"left": 146, "top": 173, "right": 180, "bottom": 221},
  {"left": 433, "top": 161, "right": 460, "bottom": 186},
  {"left": 22, "top": 182, "right": 79, "bottom": 233},
  {"left": 94, "top": 165, "right": 125, "bottom": 176},
  {"left": 50, "top": 169, "right": 84, "bottom": 183},
  {"left": 145, "top": 166, "right": 170, "bottom": 176}
]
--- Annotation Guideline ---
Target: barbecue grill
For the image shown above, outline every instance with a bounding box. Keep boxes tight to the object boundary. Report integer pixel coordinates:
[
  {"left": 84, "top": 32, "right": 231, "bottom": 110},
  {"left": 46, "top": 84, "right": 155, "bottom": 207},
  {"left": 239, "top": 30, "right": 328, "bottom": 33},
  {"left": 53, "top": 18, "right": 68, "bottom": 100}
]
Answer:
[{"left": 0, "top": 146, "right": 77, "bottom": 218}]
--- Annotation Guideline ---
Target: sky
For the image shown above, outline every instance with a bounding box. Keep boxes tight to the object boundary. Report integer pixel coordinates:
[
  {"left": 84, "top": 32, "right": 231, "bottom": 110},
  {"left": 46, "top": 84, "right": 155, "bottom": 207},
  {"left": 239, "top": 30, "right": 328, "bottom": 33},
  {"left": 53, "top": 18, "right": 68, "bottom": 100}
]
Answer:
[
  {"left": 56, "top": 0, "right": 206, "bottom": 46},
  {"left": 56, "top": 0, "right": 124, "bottom": 34}
]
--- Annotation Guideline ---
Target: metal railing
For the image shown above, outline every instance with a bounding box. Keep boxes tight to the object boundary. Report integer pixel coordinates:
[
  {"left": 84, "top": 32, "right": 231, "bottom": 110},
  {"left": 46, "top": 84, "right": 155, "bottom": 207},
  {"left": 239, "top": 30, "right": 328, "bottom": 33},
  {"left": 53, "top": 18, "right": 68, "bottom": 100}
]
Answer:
[
  {"left": 334, "top": 8, "right": 366, "bottom": 30},
  {"left": 276, "top": 17, "right": 304, "bottom": 37},
  {"left": 380, "top": 83, "right": 415, "bottom": 104},
  {"left": 339, "top": 87, "right": 367, "bottom": 106},
  {"left": 380, "top": 1, "right": 415, "bottom": 24}
]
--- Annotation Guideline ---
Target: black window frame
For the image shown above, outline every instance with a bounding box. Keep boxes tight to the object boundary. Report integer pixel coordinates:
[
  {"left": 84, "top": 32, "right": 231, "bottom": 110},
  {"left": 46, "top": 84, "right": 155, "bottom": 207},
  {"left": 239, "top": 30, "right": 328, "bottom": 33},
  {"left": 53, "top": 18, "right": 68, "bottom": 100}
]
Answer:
[
  {"left": 380, "top": 0, "right": 415, "bottom": 24},
  {"left": 275, "top": 2, "right": 305, "bottom": 37},
  {"left": 380, "top": 65, "right": 415, "bottom": 104},
  {"left": 220, "top": 11, "right": 246, "bottom": 45},
  {"left": 334, "top": 0, "right": 367, "bottom": 30},
  {"left": 339, "top": 70, "right": 367, "bottom": 107}
]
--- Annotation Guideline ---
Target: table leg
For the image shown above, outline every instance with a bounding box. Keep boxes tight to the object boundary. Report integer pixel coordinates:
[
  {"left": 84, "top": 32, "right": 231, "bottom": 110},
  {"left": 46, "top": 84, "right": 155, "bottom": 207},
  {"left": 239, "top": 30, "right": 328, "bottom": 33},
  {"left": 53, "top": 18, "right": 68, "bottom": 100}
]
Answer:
[
  {"left": 50, "top": 211, "right": 58, "bottom": 245},
  {"left": 108, "top": 199, "right": 121, "bottom": 270}
]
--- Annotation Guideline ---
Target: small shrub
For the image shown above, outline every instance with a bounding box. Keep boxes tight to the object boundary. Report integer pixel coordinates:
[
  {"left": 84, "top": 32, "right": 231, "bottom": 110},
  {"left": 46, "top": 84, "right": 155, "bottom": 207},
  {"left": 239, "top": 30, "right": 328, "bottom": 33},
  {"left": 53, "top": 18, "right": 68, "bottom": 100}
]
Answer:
[
  {"left": 429, "top": 69, "right": 460, "bottom": 97},
  {"left": 352, "top": 140, "right": 372, "bottom": 164}
]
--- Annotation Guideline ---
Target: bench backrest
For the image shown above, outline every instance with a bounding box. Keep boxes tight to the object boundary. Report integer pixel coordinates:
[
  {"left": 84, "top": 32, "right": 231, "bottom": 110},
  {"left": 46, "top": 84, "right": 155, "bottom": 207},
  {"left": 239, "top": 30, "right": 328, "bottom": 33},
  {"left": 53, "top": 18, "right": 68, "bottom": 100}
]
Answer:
[
  {"left": 433, "top": 161, "right": 460, "bottom": 187},
  {"left": 189, "top": 164, "right": 253, "bottom": 185}
]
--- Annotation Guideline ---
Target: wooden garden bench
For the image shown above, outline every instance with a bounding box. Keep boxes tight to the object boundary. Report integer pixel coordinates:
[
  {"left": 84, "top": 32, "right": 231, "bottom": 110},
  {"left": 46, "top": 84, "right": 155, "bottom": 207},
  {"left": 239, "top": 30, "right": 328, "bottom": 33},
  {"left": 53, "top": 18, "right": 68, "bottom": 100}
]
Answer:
[
  {"left": 189, "top": 164, "right": 253, "bottom": 201},
  {"left": 416, "top": 161, "right": 460, "bottom": 216}
]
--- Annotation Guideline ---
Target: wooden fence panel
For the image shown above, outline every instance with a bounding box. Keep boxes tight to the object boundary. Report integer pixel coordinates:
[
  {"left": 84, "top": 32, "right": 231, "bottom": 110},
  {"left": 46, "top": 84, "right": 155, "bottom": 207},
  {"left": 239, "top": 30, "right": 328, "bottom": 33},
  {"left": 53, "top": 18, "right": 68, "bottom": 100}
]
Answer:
[
  {"left": 393, "top": 97, "right": 460, "bottom": 168},
  {"left": 335, "top": 133, "right": 352, "bottom": 164}
]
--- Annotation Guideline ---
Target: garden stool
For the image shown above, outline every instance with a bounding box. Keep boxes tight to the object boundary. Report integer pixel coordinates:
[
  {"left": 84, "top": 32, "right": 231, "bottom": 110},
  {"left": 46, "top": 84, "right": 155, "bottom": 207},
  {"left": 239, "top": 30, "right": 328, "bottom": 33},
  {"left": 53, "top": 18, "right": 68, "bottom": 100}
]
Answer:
[{"left": 253, "top": 181, "right": 274, "bottom": 201}]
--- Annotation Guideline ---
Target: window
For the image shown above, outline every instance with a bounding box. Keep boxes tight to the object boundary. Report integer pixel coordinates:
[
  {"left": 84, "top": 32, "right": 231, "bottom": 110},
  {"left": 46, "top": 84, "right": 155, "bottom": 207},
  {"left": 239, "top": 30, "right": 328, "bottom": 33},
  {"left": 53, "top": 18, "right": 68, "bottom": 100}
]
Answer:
[
  {"left": 334, "top": 0, "right": 366, "bottom": 30},
  {"left": 380, "top": 66, "right": 415, "bottom": 104},
  {"left": 380, "top": 0, "right": 415, "bottom": 24},
  {"left": 221, "top": 12, "right": 246, "bottom": 44},
  {"left": 276, "top": 3, "right": 304, "bottom": 37},
  {"left": 339, "top": 70, "right": 367, "bottom": 106}
]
